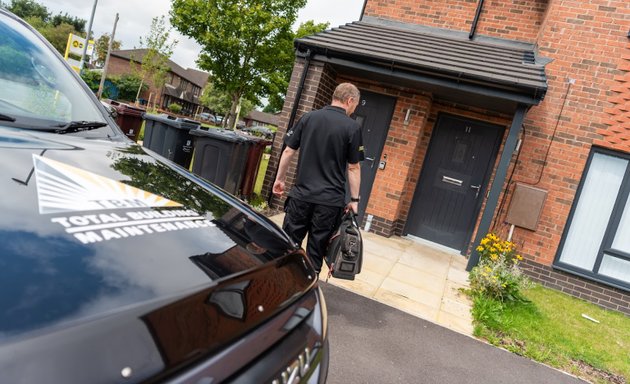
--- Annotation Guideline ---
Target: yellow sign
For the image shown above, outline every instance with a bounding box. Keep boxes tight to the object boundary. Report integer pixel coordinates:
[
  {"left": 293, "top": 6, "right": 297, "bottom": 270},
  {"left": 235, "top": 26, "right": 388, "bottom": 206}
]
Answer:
[
  {"left": 64, "top": 33, "right": 95, "bottom": 72},
  {"left": 65, "top": 33, "right": 94, "bottom": 56}
]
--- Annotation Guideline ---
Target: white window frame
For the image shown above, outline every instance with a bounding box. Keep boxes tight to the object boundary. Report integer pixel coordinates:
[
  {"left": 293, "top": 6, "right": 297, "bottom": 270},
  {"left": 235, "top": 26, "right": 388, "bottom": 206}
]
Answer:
[{"left": 554, "top": 147, "right": 630, "bottom": 292}]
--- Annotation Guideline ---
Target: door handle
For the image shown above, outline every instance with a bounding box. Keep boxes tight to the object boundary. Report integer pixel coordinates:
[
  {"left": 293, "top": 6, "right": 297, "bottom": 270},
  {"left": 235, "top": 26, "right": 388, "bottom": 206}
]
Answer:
[
  {"left": 365, "top": 156, "right": 375, "bottom": 169},
  {"left": 470, "top": 184, "right": 481, "bottom": 199}
]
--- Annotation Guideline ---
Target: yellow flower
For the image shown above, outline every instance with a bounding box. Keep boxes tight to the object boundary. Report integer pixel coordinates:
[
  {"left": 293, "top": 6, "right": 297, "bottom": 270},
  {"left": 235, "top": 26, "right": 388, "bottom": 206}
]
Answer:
[{"left": 476, "top": 246, "right": 484, "bottom": 252}]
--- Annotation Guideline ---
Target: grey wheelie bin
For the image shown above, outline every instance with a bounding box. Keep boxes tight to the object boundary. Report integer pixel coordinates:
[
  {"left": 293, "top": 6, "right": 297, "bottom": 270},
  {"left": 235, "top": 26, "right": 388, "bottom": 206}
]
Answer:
[
  {"left": 142, "top": 114, "right": 200, "bottom": 168},
  {"left": 190, "top": 127, "right": 251, "bottom": 195}
]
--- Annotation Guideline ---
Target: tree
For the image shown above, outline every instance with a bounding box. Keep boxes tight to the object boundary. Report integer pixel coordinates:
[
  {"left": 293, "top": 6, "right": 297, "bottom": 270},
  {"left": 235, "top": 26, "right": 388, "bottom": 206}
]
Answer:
[
  {"left": 263, "top": 20, "right": 329, "bottom": 113},
  {"left": 3, "top": 0, "right": 87, "bottom": 56},
  {"left": 30, "top": 18, "right": 77, "bottom": 54},
  {"left": 133, "top": 16, "right": 178, "bottom": 104},
  {"left": 200, "top": 81, "right": 255, "bottom": 127},
  {"left": 94, "top": 33, "right": 122, "bottom": 68},
  {"left": 4, "top": 0, "right": 49, "bottom": 20},
  {"left": 50, "top": 12, "right": 86, "bottom": 33},
  {"left": 170, "top": 0, "right": 307, "bottom": 129}
]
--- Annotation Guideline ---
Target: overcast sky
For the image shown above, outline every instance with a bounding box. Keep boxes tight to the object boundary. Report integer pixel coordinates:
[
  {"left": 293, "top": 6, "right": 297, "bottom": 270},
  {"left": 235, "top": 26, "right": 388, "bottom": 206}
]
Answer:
[{"left": 35, "top": 0, "right": 365, "bottom": 70}]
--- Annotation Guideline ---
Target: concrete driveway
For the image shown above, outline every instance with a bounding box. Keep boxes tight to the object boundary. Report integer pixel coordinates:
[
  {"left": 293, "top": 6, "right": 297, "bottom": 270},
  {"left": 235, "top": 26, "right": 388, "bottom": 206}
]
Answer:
[
  {"left": 321, "top": 283, "right": 586, "bottom": 384},
  {"left": 268, "top": 213, "right": 474, "bottom": 335}
]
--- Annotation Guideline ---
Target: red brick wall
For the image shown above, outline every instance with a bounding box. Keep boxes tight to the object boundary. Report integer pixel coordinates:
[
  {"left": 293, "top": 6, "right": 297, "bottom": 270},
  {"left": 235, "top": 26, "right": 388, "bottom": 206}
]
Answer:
[
  {"left": 493, "top": 0, "right": 629, "bottom": 266},
  {"left": 262, "top": 58, "right": 337, "bottom": 206},
  {"left": 106, "top": 56, "right": 163, "bottom": 105},
  {"left": 364, "top": 0, "right": 548, "bottom": 43}
]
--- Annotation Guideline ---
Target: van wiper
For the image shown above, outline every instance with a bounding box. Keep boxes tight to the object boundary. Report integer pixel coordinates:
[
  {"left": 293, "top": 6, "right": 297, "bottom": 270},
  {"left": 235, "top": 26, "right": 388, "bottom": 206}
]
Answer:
[
  {"left": 51, "top": 120, "right": 108, "bottom": 134},
  {"left": 0, "top": 113, "right": 16, "bottom": 122}
]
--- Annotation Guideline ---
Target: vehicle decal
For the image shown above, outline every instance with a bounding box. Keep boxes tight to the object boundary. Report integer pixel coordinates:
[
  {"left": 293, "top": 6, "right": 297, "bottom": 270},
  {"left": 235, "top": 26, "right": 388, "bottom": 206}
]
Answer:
[
  {"left": 33, "top": 154, "right": 182, "bottom": 214},
  {"left": 33, "top": 155, "right": 216, "bottom": 244}
]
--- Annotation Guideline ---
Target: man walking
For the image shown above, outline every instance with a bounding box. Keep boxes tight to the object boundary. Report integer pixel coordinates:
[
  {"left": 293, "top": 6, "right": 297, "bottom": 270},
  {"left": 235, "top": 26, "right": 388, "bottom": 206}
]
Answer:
[{"left": 273, "top": 82, "right": 363, "bottom": 272}]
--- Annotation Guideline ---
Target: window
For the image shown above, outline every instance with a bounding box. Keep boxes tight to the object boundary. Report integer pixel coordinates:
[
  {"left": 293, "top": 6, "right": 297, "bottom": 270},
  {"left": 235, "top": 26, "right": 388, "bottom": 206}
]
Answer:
[{"left": 555, "top": 148, "right": 630, "bottom": 290}]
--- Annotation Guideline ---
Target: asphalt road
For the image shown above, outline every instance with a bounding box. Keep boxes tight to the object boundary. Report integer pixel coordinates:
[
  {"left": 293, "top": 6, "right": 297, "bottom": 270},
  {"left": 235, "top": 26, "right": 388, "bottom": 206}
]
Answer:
[{"left": 321, "top": 283, "right": 586, "bottom": 384}]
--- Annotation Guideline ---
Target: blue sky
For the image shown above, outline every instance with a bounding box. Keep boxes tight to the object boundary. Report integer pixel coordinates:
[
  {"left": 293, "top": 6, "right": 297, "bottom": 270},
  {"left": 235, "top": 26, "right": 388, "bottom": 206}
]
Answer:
[{"left": 35, "top": 0, "right": 365, "bottom": 70}]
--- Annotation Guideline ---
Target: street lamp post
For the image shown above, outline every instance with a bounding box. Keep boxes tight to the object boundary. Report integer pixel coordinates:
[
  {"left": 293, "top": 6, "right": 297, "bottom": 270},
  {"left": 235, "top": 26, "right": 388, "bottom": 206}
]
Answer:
[
  {"left": 79, "top": 0, "right": 98, "bottom": 73},
  {"left": 97, "top": 13, "right": 119, "bottom": 99}
]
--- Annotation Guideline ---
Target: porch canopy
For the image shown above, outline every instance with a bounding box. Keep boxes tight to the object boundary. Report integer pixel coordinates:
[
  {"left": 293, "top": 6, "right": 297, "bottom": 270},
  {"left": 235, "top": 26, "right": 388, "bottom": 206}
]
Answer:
[{"left": 295, "top": 17, "right": 548, "bottom": 113}]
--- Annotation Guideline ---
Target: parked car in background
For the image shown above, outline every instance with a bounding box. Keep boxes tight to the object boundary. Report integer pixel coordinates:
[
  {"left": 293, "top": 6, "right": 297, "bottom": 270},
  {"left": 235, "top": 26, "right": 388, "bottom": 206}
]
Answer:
[
  {"left": 0, "top": 9, "right": 329, "bottom": 384},
  {"left": 197, "top": 112, "right": 217, "bottom": 124}
]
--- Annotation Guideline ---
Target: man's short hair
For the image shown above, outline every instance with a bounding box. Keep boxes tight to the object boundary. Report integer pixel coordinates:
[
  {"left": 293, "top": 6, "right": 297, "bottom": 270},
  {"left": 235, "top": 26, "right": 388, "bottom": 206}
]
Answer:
[{"left": 332, "top": 83, "right": 360, "bottom": 103}]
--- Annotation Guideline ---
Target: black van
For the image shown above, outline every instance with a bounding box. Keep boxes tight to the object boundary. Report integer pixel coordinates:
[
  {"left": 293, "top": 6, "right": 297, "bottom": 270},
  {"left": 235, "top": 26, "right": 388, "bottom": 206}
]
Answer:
[{"left": 0, "top": 9, "right": 328, "bottom": 384}]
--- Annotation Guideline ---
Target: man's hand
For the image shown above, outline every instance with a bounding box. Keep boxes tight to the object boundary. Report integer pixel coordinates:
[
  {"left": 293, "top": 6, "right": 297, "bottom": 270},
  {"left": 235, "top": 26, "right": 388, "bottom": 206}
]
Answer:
[
  {"left": 346, "top": 201, "right": 358, "bottom": 214},
  {"left": 272, "top": 179, "right": 285, "bottom": 196},
  {"left": 273, "top": 146, "right": 296, "bottom": 196}
]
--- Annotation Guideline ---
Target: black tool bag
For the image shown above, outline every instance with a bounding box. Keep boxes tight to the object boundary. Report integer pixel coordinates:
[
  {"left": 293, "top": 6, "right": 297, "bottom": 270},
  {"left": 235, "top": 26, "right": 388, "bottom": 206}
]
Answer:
[{"left": 325, "top": 211, "right": 363, "bottom": 281}]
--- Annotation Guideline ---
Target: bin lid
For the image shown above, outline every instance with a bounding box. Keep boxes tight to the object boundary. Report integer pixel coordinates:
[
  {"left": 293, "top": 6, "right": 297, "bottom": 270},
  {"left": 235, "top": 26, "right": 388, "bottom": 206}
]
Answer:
[
  {"left": 143, "top": 113, "right": 201, "bottom": 130},
  {"left": 236, "top": 132, "right": 272, "bottom": 145},
  {"left": 191, "top": 127, "right": 250, "bottom": 143},
  {"left": 109, "top": 100, "right": 145, "bottom": 116}
]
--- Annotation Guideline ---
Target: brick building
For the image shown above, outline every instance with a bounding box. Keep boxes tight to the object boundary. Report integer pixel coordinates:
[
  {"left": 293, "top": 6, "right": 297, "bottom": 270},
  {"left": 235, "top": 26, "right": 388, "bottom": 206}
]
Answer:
[
  {"left": 263, "top": 0, "right": 630, "bottom": 314},
  {"left": 243, "top": 110, "right": 280, "bottom": 129},
  {"left": 107, "top": 49, "right": 209, "bottom": 115}
]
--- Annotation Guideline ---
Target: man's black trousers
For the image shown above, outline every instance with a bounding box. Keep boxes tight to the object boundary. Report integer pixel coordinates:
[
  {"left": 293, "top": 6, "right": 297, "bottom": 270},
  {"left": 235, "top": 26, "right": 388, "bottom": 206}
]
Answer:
[{"left": 282, "top": 197, "right": 344, "bottom": 272}]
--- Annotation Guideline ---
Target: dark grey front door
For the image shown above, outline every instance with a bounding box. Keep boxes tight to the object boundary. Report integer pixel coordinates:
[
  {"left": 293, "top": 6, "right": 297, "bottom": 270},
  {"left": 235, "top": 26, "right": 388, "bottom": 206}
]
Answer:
[
  {"left": 404, "top": 114, "right": 504, "bottom": 251},
  {"left": 352, "top": 90, "right": 396, "bottom": 222}
]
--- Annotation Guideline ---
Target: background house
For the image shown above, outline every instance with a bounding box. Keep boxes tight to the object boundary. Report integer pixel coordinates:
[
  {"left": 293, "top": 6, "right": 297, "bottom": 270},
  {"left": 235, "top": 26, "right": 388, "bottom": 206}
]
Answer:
[
  {"left": 107, "top": 48, "right": 209, "bottom": 116},
  {"left": 263, "top": 0, "right": 630, "bottom": 314},
  {"left": 242, "top": 110, "right": 279, "bottom": 129}
]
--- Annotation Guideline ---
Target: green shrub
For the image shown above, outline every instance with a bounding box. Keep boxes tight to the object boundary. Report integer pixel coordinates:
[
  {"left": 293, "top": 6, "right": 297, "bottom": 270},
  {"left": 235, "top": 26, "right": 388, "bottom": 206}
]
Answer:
[
  {"left": 112, "top": 74, "right": 146, "bottom": 102},
  {"left": 469, "top": 233, "right": 529, "bottom": 302},
  {"left": 247, "top": 193, "right": 268, "bottom": 213},
  {"left": 168, "top": 103, "right": 182, "bottom": 113}
]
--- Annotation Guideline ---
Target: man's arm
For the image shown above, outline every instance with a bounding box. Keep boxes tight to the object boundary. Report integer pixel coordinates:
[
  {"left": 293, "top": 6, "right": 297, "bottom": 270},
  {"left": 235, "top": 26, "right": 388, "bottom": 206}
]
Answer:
[
  {"left": 272, "top": 146, "right": 297, "bottom": 196},
  {"left": 346, "top": 162, "right": 361, "bottom": 213}
]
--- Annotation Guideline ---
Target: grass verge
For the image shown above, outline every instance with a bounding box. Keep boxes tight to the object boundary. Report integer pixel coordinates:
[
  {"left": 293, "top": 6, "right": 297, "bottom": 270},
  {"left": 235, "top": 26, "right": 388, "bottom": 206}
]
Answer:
[
  {"left": 472, "top": 284, "right": 629, "bottom": 384},
  {"left": 254, "top": 154, "right": 269, "bottom": 195}
]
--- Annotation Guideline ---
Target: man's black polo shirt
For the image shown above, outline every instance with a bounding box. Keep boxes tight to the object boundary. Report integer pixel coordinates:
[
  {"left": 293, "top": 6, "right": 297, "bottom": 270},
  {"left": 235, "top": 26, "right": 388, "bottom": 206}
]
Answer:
[{"left": 284, "top": 105, "right": 364, "bottom": 207}]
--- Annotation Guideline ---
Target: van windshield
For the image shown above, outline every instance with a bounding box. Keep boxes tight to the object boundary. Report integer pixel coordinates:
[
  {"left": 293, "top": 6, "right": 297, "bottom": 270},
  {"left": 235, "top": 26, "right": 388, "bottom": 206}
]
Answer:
[{"left": 0, "top": 12, "right": 109, "bottom": 133}]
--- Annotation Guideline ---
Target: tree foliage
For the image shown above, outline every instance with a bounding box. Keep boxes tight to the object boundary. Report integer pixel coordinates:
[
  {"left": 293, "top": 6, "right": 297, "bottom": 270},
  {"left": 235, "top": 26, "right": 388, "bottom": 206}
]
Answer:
[
  {"left": 133, "top": 16, "right": 177, "bottom": 103},
  {"left": 94, "top": 33, "right": 122, "bottom": 68},
  {"left": 2, "top": 0, "right": 87, "bottom": 55},
  {"left": 115, "top": 74, "right": 147, "bottom": 101},
  {"left": 50, "top": 12, "right": 86, "bottom": 33},
  {"left": 263, "top": 20, "right": 329, "bottom": 113},
  {"left": 25, "top": 16, "right": 76, "bottom": 54},
  {"left": 200, "top": 81, "right": 254, "bottom": 127},
  {"left": 80, "top": 70, "right": 146, "bottom": 101},
  {"left": 170, "top": 0, "right": 307, "bottom": 129},
  {"left": 2, "top": 0, "right": 48, "bottom": 20}
]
